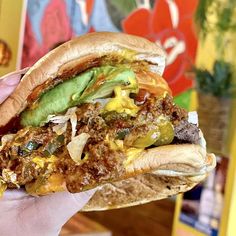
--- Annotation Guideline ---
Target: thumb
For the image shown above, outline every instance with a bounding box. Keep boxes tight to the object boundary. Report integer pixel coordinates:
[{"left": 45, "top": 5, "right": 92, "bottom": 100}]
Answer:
[
  {"left": 0, "top": 67, "right": 29, "bottom": 104},
  {"left": 20, "top": 188, "right": 97, "bottom": 234},
  {"left": 34, "top": 189, "right": 96, "bottom": 225}
]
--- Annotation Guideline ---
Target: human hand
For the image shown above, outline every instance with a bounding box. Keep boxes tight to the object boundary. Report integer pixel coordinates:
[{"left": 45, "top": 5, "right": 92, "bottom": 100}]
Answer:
[
  {"left": 0, "top": 70, "right": 96, "bottom": 236},
  {"left": 0, "top": 189, "right": 96, "bottom": 236},
  {"left": 0, "top": 68, "right": 29, "bottom": 104}
]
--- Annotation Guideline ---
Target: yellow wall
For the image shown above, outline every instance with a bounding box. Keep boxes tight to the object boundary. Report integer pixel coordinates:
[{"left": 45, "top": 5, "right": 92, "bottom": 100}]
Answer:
[
  {"left": 173, "top": 9, "right": 236, "bottom": 236},
  {"left": 222, "top": 32, "right": 236, "bottom": 236},
  {"left": 0, "top": 0, "right": 26, "bottom": 76}
]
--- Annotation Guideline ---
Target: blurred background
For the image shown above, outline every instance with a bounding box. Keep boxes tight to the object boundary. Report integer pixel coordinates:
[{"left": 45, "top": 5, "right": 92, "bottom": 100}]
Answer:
[{"left": 0, "top": 0, "right": 235, "bottom": 235}]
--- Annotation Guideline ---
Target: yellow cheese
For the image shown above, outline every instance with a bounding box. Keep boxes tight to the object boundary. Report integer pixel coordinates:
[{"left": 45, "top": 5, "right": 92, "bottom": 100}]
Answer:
[
  {"left": 103, "top": 86, "right": 139, "bottom": 116},
  {"left": 105, "top": 134, "right": 124, "bottom": 151},
  {"left": 124, "top": 147, "right": 144, "bottom": 167},
  {"left": 0, "top": 177, "right": 7, "bottom": 197},
  {"left": 25, "top": 174, "right": 65, "bottom": 195},
  {"left": 32, "top": 155, "right": 57, "bottom": 169}
]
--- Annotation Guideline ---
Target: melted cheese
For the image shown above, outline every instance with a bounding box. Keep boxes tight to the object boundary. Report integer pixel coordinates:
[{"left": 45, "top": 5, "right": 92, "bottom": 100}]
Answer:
[
  {"left": 105, "top": 134, "right": 123, "bottom": 151},
  {"left": 106, "top": 135, "right": 144, "bottom": 167},
  {"left": 103, "top": 86, "right": 139, "bottom": 116},
  {"left": 25, "top": 174, "right": 65, "bottom": 195},
  {"left": 0, "top": 177, "right": 7, "bottom": 197},
  {"left": 124, "top": 147, "right": 144, "bottom": 167},
  {"left": 32, "top": 155, "right": 57, "bottom": 169}
]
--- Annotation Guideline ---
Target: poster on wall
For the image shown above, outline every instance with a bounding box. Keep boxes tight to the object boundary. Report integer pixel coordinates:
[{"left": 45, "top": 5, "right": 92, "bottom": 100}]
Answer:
[
  {"left": 179, "top": 156, "right": 228, "bottom": 236},
  {"left": 22, "top": 0, "right": 198, "bottom": 109},
  {"left": 0, "top": 0, "right": 27, "bottom": 77}
]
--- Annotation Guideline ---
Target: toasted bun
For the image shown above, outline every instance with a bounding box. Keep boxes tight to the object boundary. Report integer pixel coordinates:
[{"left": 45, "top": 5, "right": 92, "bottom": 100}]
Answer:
[
  {"left": 0, "top": 32, "right": 166, "bottom": 128},
  {"left": 82, "top": 143, "right": 215, "bottom": 211},
  {"left": 125, "top": 144, "right": 215, "bottom": 176},
  {"left": 82, "top": 144, "right": 215, "bottom": 211},
  {"left": 82, "top": 173, "right": 207, "bottom": 211}
]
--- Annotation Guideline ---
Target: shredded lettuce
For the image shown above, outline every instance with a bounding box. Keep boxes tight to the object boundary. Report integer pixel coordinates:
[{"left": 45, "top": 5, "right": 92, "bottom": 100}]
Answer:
[{"left": 48, "top": 107, "right": 77, "bottom": 138}]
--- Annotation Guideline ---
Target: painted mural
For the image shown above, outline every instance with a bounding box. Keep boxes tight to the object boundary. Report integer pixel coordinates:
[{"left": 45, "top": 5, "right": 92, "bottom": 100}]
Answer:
[{"left": 22, "top": 0, "right": 198, "bottom": 105}]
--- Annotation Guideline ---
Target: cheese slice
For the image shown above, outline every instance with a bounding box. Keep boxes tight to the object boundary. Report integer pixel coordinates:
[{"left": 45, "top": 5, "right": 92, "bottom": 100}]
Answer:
[{"left": 103, "top": 86, "right": 139, "bottom": 116}]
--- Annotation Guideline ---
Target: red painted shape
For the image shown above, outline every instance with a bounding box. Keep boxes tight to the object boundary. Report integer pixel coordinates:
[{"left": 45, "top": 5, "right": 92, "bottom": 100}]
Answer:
[{"left": 123, "top": 0, "right": 198, "bottom": 96}]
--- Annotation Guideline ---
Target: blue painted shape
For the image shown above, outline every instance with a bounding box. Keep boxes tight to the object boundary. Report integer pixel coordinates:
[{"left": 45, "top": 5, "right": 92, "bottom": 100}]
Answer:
[
  {"left": 66, "top": 0, "right": 119, "bottom": 35},
  {"left": 28, "top": 0, "right": 119, "bottom": 42},
  {"left": 66, "top": 0, "right": 91, "bottom": 36},
  {"left": 27, "top": 0, "right": 50, "bottom": 44},
  {"left": 90, "top": 0, "right": 119, "bottom": 32}
]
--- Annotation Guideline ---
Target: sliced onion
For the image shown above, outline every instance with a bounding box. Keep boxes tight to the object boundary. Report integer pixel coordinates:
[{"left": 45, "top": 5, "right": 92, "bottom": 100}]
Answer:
[
  {"left": 187, "top": 112, "right": 206, "bottom": 148},
  {"left": 66, "top": 133, "right": 90, "bottom": 164},
  {"left": 93, "top": 98, "right": 111, "bottom": 108},
  {"left": 0, "top": 134, "right": 15, "bottom": 151},
  {"left": 49, "top": 107, "right": 77, "bottom": 123},
  {"left": 52, "top": 122, "right": 68, "bottom": 135},
  {"left": 199, "top": 130, "right": 207, "bottom": 149},
  {"left": 70, "top": 112, "right": 77, "bottom": 138},
  {"left": 48, "top": 107, "right": 78, "bottom": 138},
  {"left": 188, "top": 111, "right": 198, "bottom": 126}
]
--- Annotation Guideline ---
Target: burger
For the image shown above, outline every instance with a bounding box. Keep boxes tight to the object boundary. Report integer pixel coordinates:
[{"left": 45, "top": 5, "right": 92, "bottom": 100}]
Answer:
[{"left": 0, "top": 32, "right": 215, "bottom": 210}]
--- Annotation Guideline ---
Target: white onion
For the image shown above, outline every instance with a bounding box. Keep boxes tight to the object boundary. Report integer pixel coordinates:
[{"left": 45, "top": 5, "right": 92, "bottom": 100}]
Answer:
[
  {"left": 0, "top": 134, "right": 15, "bottom": 151},
  {"left": 67, "top": 133, "right": 90, "bottom": 164},
  {"left": 48, "top": 107, "right": 78, "bottom": 138}
]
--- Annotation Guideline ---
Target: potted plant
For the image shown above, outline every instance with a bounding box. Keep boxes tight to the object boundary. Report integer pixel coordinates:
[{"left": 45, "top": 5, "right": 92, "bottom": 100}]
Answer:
[
  {"left": 194, "top": 61, "right": 235, "bottom": 155},
  {"left": 193, "top": 0, "right": 236, "bottom": 155}
]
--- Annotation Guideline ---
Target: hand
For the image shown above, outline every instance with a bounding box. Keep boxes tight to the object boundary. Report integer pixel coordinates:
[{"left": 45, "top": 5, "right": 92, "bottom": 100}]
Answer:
[
  {"left": 0, "top": 68, "right": 29, "bottom": 104},
  {"left": 0, "top": 70, "right": 96, "bottom": 236},
  {"left": 0, "top": 189, "right": 96, "bottom": 236}
]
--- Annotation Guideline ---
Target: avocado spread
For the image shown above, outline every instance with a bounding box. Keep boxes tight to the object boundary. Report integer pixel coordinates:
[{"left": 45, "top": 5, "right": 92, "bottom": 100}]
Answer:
[{"left": 21, "top": 66, "right": 138, "bottom": 127}]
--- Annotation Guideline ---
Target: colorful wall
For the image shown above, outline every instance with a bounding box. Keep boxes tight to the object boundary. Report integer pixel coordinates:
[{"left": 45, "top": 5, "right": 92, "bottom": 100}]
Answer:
[{"left": 21, "top": 0, "right": 198, "bottom": 108}]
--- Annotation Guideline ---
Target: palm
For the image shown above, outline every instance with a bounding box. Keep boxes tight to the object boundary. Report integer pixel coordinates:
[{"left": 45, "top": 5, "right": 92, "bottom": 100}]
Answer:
[{"left": 0, "top": 189, "right": 95, "bottom": 236}]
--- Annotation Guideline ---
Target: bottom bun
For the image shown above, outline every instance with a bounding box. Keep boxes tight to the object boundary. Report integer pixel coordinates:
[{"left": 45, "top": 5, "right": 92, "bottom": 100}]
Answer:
[{"left": 82, "top": 172, "right": 206, "bottom": 211}]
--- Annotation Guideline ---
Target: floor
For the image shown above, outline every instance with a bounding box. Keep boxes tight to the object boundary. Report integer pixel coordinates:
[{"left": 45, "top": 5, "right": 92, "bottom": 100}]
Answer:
[{"left": 61, "top": 199, "right": 175, "bottom": 236}]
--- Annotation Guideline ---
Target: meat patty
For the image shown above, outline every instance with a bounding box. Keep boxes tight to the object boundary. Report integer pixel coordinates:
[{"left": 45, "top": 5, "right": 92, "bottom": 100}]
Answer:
[
  {"left": 174, "top": 120, "right": 200, "bottom": 144},
  {"left": 0, "top": 95, "right": 199, "bottom": 191}
]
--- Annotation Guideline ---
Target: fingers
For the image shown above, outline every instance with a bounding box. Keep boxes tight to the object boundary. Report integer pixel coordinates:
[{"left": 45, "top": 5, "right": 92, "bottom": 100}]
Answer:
[
  {"left": 35, "top": 188, "right": 96, "bottom": 220},
  {"left": 2, "top": 189, "right": 32, "bottom": 200},
  {"left": 0, "top": 67, "right": 30, "bottom": 104},
  {"left": 0, "top": 189, "right": 96, "bottom": 236},
  {"left": 20, "top": 188, "right": 97, "bottom": 232},
  {"left": 0, "top": 67, "right": 29, "bottom": 81}
]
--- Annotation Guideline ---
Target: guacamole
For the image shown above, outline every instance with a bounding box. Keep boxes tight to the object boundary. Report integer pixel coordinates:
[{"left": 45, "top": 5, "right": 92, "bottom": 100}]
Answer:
[{"left": 21, "top": 66, "right": 137, "bottom": 127}]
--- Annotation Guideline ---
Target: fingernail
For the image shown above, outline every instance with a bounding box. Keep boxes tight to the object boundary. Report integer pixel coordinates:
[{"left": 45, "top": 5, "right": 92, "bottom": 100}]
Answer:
[
  {"left": 0, "top": 67, "right": 30, "bottom": 82},
  {"left": 2, "top": 75, "right": 21, "bottom": 86}
]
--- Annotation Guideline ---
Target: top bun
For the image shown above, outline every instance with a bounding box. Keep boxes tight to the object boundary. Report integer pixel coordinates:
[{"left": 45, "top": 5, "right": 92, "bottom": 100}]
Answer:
[{"left": 0, "top": 32, "right": 166, "bottom": 128}]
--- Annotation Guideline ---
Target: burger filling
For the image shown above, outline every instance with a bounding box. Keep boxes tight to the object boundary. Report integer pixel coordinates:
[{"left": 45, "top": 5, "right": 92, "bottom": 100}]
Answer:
[{"left": 0, "top": 64, "right": 200, "bottom": 195}]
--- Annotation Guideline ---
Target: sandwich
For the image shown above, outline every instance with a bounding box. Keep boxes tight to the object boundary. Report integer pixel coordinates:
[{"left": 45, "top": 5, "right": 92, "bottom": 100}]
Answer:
[{"left": 0, "top": 32, "right": 215, "bottom": 210}]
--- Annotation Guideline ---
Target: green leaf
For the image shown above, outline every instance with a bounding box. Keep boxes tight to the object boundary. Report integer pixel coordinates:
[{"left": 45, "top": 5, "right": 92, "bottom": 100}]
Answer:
[
  {"left": 174, "top": 90, "right": 192, "bottom": 111},
  {"left": 105, "top": 0, "right": 137, "bottom": 29},
  {"left": 107, "top": 0, "right": 137, "bottom": 15},
  {"left": 193, "top": 60, "right": 235, "bottom": 97}
]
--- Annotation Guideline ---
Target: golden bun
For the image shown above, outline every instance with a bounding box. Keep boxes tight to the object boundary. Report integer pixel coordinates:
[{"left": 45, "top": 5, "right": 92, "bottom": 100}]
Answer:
[
  {"left": 0, "top": 32, "right": 166, "bottom": 128},
  {"left": 82, "top": 173, "right": 207, "bottom": 211},
  {"left": 82, "top": 145, "right": 215, "bottom": 211}
]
